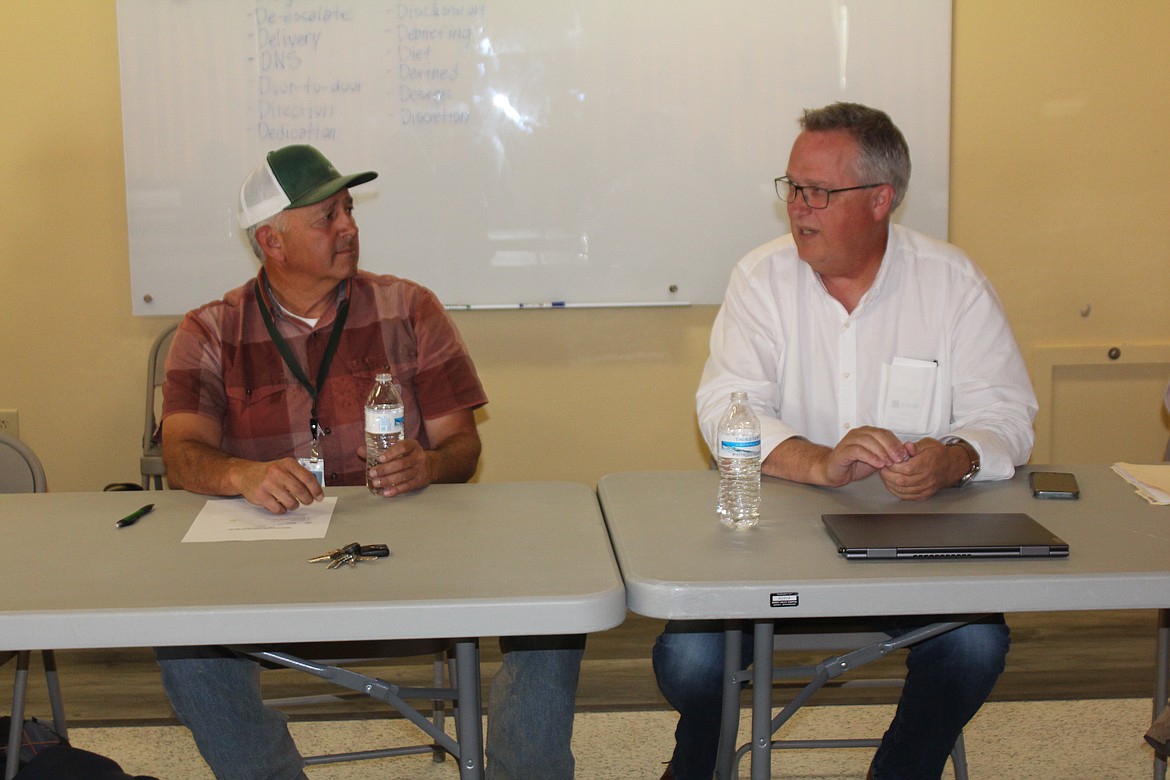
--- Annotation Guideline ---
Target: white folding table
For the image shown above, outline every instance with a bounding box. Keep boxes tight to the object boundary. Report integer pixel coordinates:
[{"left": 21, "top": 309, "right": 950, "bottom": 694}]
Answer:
[
  {"left": 598, "top": 466, "right": 1170, "bottom": 780},
  {"left": 0, "top": 481, "right": 626, "bottom": 779}
]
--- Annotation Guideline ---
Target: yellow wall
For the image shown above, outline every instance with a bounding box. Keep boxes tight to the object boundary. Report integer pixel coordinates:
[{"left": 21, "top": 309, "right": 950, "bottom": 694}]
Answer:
[
  {"left": 950, "top": 0, "right": 1170, "bottom": 462},
  {"left": 2, "top": 2, "right": 1168, "bottom": 491}
]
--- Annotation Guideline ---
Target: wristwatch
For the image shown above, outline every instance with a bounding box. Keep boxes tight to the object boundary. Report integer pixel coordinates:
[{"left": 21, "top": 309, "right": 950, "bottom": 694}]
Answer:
[{"left": 942, "top": 437, "right": 980, "bottom": 488}]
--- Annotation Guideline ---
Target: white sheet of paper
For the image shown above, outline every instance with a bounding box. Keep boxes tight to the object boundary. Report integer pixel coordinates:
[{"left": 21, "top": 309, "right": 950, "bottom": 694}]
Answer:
[{"left": 182, "top": 497, "right": 336, "bottom": 542}]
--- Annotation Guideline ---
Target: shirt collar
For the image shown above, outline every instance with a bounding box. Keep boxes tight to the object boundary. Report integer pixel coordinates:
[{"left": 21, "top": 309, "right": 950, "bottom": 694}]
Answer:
[
  {"left": 255, "top": 268, "right": 350, "bottom": 326},
  {"left": 859, "top": 226, "right": 896, "bottom": 304}
]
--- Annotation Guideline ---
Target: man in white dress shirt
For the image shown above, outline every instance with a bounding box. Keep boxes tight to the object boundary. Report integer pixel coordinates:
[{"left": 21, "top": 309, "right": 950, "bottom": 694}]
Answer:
[{"left": 655, "top": 102, "right": 1038, "bottom": 780}]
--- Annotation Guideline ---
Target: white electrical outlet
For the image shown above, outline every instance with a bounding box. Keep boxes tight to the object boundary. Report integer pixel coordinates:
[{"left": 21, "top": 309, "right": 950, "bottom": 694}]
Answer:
[{"left": 0, "top": 410, "right": 19, "bottom": 439}]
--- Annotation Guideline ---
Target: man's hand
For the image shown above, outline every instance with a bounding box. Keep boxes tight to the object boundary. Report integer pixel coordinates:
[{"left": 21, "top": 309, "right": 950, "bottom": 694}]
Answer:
[
  {"left": 820, "top": 426, "right": 913, "bottom": 486},
  {"left": 162, "top": 412, "right": 325, "bottom": 514},
  {"left": 362, "top": 409, "right": 482, "bottom": 498},
  {"left": 363, "top": 439, "right": 433, "bottom": 497},
  {"left": 233, "top": 458, "right": 325, "bottom": 514},
  {"left": 879, "top": 437, "right": 967, "bottom": 500},
  {"left": 766, "top": 429, "right": 975, "bottom": 501},
  {"left": 765, "top": 426, "right": 911, "bottom": 487}
]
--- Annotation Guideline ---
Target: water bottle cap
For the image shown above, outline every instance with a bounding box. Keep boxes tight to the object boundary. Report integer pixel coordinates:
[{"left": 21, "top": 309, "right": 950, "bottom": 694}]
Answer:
[{"left": 376, "top": 372, "right": 393, "bottom": 382}]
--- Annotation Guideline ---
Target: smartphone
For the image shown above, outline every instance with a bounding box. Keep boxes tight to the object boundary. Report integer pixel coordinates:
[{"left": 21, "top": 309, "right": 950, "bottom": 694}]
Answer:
[{"left": 1030, "top": 471, "right": 1080, "bottom": 500}]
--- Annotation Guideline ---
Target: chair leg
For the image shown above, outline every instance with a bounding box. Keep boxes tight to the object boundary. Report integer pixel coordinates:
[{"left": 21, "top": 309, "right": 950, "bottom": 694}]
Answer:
[
  {"left": 6, "top": 652, "right": 31, "bottom": 780},
  {"left": 4, "top": 721, "right": 19, "bottom": 780},
  {"left": 41, "top": 651, "right": 67, "bottom": 740},
  {"left": 447, "top": 653, "right": 460, "bottom": 747},
  {"left": 950, "top": 731, "right": 969, "bottom": 780},
  {"left": 431, "top": 652, "right": 446, "bottom": 763}
]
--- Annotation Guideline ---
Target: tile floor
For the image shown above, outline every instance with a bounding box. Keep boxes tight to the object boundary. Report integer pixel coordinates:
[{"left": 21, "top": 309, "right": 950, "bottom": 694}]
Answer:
[{"left": 67, "top": 698, "right": 1157, "bottom": 779}]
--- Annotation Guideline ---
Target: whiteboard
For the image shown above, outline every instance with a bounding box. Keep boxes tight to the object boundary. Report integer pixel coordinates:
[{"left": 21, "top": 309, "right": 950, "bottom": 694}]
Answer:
[{"left": 117, "top": 0, "right": 951, "bottom": 315}]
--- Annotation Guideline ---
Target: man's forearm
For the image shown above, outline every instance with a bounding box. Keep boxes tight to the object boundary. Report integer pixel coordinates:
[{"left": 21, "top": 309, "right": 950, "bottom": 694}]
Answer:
[
  {"left": 163, "top": 439, "right": 246, "bottom": 497},
  {"left": 762, "top": 437, "right": 829, "bottom": 484},
  {"left": 426, "top": 431, "right": 482, "bottom": 485}
]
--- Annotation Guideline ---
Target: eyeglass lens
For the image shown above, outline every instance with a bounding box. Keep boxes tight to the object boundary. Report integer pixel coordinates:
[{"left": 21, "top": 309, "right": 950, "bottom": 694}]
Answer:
[{"left": 776, "top": 179, "right": 830, "bottom": 209}]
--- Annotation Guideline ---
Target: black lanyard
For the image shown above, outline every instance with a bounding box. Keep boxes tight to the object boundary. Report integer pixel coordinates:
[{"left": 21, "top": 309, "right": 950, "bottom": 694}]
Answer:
[{"left": 254, "top": 280, "right": 350, "bottom": 452}]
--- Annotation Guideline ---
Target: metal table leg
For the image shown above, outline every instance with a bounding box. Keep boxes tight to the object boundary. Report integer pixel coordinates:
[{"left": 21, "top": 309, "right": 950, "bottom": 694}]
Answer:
[
  {"left": 453, "top": 639, "right": 484, "bottom": 780},
  {"left": 715, "top": 625, "right": 744, "bottom": 780},
  {"left": 751, "top": 620, "right": 775, "bottom": 780}
]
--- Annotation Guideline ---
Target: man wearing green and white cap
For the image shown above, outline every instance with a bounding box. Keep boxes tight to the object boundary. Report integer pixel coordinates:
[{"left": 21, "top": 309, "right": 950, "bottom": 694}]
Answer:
[{"left": 155, "top": 145, "right": 584, "bottom": 780}]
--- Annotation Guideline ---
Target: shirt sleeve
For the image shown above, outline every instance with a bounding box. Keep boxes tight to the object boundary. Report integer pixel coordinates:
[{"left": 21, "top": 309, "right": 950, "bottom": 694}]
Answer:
[
  {"left": 161, "top": 310, "right": 228, "bottom": 427},
  {"left": 409, "top": 289, "right": 488, "bottom": 420},
  {"left": 941, "top": 278, "right": 1038, "bottom": 481},
  {"left": 696, "top": 255, "right": 800, "bottom": 461}
]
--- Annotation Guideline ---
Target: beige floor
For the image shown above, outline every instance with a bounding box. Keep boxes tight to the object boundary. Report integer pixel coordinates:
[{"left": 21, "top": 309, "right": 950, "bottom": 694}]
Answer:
[{"left": 69, "top": 698, "right": 1156, "bottom": 779}]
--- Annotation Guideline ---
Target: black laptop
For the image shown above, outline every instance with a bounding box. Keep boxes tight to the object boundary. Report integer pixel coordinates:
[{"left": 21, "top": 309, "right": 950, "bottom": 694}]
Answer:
[{"left": 822, "top": 512, "right": 1070, "bottom": 560}]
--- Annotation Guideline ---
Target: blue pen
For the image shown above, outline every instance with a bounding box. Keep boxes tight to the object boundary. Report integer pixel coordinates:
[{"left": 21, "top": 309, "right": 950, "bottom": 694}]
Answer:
[{"left": 116, "top": 503, "right": 155, "bottom": 528}]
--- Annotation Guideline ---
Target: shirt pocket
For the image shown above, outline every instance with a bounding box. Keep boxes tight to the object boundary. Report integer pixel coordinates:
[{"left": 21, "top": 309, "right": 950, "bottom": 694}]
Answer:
[
  {"left": 327, "top": 356, "right": 418, "bottom": 424},
  {"left": 877, "top": 357, "right": 938, "bottom": 437},
  {"left": 330, "top": 357, "right": 387, "bottom": 413},
  {"left": 224, "top": 374, "right": 293, "bottom": 440}
]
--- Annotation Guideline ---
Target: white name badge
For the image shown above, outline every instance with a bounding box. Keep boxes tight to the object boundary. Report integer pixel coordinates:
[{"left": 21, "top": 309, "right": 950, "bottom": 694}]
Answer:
[{"left": 298, "top": 457, "right": 326, "bottom": 487}]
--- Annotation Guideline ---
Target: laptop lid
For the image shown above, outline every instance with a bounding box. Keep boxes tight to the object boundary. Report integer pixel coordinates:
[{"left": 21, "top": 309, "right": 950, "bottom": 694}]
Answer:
[{"left": 822, "top": 512, "right": 1070, "bottom": 560}]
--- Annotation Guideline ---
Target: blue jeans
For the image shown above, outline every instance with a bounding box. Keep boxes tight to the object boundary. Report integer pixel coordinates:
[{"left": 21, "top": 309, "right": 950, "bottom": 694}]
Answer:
[
  {"left": 155, "top": 646, "right": 306, "bottom": 780},
  {"left": 653, "top": 616, "right": 1010, "bottom": 780},
  {"left": 486, "top": 634, "right": 585, "bottom": 779},
  {"left": 156, "top": 634, "right": 585, "bottom": 780}
]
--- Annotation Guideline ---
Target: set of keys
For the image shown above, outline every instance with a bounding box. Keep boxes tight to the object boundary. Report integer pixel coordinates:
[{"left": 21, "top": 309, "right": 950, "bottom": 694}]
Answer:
[{"left": 309, "top": 542, "right": 391, "bottom": 569}]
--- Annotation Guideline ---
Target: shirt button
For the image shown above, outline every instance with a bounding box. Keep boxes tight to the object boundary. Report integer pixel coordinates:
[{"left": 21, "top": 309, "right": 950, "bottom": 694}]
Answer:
[
  {"left": 843, "top": 422, "right": 852, "bottom": 430},
  {"left": 842, "top": 372, "right": 850, "bottom": 379}
]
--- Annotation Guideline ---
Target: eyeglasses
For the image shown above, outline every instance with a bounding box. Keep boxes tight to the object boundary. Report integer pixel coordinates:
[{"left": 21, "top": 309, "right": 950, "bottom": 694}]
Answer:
[{"left": 774, "top": 177, "right": 885, "bottom": 209}]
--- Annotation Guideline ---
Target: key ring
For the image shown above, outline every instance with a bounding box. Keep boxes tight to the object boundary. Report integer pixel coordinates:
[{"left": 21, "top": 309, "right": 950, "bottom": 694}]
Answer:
[{"left": 308, "top": 542, "right": 391, "bottom": 569}]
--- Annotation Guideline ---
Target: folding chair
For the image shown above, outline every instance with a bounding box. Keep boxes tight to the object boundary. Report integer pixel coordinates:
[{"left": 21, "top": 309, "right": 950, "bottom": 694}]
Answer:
[
  {"left": 141, "top": 323, "right": 178, "bottom": 489},
  {"left": 0, "top": 435, "right": 67, "bottom": 780},
  {"left": 716, "top": 618, "right": 978, "bottom": 780}
]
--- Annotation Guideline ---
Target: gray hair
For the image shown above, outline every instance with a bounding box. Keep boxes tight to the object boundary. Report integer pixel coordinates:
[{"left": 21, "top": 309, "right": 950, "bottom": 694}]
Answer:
[
  {"left": 800, "top": 102, "right": 911, "bottom": 211},
  {"left": 245, "top": 211, "right": 287, "bottom": 260}
]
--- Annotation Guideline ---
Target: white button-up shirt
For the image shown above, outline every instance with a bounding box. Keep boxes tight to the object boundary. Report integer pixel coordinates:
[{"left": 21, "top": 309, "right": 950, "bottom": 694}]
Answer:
[{"left": 697, "top": 224, "right": 1037, "bottom": 481}]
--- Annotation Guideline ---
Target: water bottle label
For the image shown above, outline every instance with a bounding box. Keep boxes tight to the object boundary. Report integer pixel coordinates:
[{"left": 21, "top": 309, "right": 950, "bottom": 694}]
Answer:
[
  {"left": 719, "top": 436, "right": 761, "bottom": 459},
  {"left": 365, "top": 407, "right": 404, "bottom": 434}
]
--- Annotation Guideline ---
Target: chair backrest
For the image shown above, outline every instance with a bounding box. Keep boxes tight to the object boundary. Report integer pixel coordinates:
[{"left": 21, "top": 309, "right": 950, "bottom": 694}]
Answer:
[
  {"left": 0, "top": 433, "right": 47, "bottom": 493},
  {"left": 143, "top": 323, "right": 179, "bottom": 455}
]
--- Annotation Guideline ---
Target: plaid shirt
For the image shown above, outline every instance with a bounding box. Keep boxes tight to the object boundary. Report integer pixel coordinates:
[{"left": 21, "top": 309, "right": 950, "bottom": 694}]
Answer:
[{"left": 163, "top": 269, "right": 487, "bottom": 486}]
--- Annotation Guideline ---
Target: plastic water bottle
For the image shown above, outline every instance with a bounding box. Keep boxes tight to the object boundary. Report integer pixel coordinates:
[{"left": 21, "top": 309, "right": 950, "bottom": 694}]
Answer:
[
  {"left": 716, "top": 391, "right": 761, "bottom": 528},
  {"left": 365, "top": 372, "right": 404, "bottom": 493}
]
